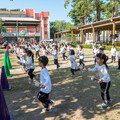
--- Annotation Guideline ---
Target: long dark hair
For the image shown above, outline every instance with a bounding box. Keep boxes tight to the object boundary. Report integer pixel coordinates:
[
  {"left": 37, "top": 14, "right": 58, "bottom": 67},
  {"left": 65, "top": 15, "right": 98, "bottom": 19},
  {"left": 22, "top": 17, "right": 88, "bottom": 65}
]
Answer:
[
  {"left": 26, "top": 50, "right": 34, "bottom": 63},
  {"left": 96, "top": 53, "right": 109, "bottom": 69},
  {"left": 70, "top": 49, "right": 75, "bottom": 55}
]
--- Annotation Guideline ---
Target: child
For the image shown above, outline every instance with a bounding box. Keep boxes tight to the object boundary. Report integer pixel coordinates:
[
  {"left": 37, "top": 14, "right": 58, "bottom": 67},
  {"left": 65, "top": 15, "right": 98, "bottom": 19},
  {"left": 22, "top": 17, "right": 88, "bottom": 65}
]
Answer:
[
  {"left": 77, "top": 45, "right": 85, "bottom": 69},
  {"left": 21, "top": 48, "right": 27, "bottom": 71},
  {"left": 67, "top": 43, "right": 74, "bottom": 56},
  {"left": 34, "top": 43, "right": 40, "bottom": 59},
  {"left": 25, "top": 50, "right": 35, "bottom": 84},
  {"left": 51, "top": 45, "right": 60, "bottom": 69},
  {"left": 93, "top": 45, "right": 99, "bottom": 64},
  {"left": 37, "top": 56, "right": 54, "bottom": 113},
  {"left": 60, "top": 44, "right": 67, "bottom": 60},
  {"left": 87, "top": 53, "right": 111, "bottom": 108},
  {"left": 117, "top": 51, "right": 120, "bottom": 69},
  {"left": 99, "top": 47, "right": 105, "bottom": 54},
  {"left": 67, "top": 49, "right": 80, "bottom": 77},
  {"left": 42, "top": 46, "right": 48, "bottom": 56},
  {"left": 111, "top": 45, "right": 116, "bottom": 63}
]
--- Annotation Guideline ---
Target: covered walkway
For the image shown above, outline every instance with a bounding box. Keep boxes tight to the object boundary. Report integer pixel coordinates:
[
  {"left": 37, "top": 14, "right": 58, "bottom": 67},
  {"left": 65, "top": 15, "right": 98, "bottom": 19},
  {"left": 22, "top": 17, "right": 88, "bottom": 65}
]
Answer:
[{"left": 54, "top": 16, "right": 120, "bottom": 43}]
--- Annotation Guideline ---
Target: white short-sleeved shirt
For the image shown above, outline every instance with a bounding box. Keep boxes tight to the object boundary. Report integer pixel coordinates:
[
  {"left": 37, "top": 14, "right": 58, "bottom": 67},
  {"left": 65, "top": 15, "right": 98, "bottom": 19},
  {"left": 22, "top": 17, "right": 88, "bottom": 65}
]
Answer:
[
  {"left": 111, "top": 48, "right": 116, "bottom": 56},
  {"left": 40, "top": 68, "right": 52, "bottom": 93},
  {"left": 25, "top": 56, "right": 35, "bottom": 69},
  {"left": 68, "top": 55, "right": 78, "bottom": 69}
]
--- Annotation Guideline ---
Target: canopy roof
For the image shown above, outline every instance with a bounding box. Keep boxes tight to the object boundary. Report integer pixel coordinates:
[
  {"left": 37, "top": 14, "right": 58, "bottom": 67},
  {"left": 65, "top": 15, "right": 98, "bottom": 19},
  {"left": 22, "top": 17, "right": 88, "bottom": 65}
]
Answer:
[
  {"left": 1, "top": 17, "right": 40, "bottom": 26},
  {"left": 55, "top": 16, "right": 120, "bottom": 35}
]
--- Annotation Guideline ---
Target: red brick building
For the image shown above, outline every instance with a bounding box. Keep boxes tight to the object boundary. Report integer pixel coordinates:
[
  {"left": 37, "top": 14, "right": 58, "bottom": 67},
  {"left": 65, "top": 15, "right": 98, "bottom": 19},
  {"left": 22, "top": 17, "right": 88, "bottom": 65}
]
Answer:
[{"left": 0, "top": 8, "right": 50, "bottom": 42}]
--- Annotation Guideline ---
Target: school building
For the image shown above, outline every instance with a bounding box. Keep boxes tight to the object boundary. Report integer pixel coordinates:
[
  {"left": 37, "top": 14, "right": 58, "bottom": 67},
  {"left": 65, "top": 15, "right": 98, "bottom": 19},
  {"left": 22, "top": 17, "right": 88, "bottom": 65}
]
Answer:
[{"left": 0, "top": 8, "right": 50, "bottom": 42}]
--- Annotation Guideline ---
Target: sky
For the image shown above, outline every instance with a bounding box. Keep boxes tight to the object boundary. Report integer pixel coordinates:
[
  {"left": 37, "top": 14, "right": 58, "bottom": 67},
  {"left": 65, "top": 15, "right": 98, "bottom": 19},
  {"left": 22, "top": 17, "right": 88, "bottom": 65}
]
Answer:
[{"left": 0, "top": 0, "right": 72, "bottom": 22}]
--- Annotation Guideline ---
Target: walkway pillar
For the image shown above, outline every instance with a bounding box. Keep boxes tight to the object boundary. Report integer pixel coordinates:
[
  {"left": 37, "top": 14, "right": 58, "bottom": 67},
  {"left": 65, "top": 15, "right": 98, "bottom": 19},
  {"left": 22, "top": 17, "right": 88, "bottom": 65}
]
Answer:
[
  {"left": 92, "top": 26, "right": 96, "bottom": 42},
  {"left": 71, "top": 30, "right": 73, "bottom": 41},
  {"left": 112, "top": 22, "right": 116, "bottom": 43}
]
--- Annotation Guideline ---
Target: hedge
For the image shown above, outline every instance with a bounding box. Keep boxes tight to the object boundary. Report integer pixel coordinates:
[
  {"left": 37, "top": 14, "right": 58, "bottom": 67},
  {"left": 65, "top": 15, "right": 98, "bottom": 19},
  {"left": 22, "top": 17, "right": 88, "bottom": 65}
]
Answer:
[{"left": 81, "top": 44, "right": 120, "bottom": 51}]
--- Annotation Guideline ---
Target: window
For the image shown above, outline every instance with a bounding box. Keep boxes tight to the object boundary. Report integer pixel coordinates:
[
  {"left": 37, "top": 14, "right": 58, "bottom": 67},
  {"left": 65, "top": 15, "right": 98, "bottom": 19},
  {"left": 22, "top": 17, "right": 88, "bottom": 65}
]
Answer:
[
  {"left": 44, "top": 17, "right": 48, "bottom": 20},
  {"left": 44, "top": 31, "right": 48, "bottom": 34},
  {"left": 44, "top": 24, "right": 47, "bottom": 27},
  {"left": 37, "top": 17, "right": 40, "bottom": 20}
]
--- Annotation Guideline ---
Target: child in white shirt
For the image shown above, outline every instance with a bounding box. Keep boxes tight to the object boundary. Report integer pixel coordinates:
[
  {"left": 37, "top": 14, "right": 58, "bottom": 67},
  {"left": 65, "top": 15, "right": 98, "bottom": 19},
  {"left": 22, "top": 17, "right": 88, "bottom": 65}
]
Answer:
[
  {"left": 25, "top": 50, "right": 35, "bottom": 84},
  {"left": 34, "top": 43, "right": 40, "bottom": 59},
  {"left": 51, "top": 45, "right": 60, "bottom": 69},
  {"left": 87, "top": 53, "right": 111, "bottom": 108},
  {"left": 42, "top": 46, "right": 48, "bottom": 56},
  {"left": 77, "top": 45, "right": 85, "bottom": 69},
  {"left": 37, "top": 56, "right": 54, "bottom": 113},
  {"left": 60, "top": 44, "right": 67, "bottom": 60},
  {"left": 67, "top": 49, "right": 80, "bottom": 77},
  {"left": 111, "top": 45, "right": 116, "bottom": 63},
  {"left": 93, "top": 45, "right": 99, "bottom": 64}
]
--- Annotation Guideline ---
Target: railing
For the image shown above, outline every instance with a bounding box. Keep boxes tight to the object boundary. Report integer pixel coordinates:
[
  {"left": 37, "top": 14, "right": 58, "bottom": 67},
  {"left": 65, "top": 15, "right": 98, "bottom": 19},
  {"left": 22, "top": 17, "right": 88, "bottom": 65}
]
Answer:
[
  {"left": 0, "top": 32, "right": 40, "bottom": 37},
  {"left": 54, "top": 37, "right": 80, "bottom": 42}
]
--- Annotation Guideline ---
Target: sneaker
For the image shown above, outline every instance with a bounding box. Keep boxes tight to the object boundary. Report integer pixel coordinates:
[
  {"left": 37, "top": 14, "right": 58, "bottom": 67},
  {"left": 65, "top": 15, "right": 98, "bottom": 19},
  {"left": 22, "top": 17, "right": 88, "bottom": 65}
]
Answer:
[
  {"left": 40, "top": 108, "right": 52, "bottom": 114},
  {"left": 99, "top": 103, "right": 108, "bottom": 108},
  {"left": 35, "top": 75, "right": 39, "bottom": 79},
  {"left": 71, "top": 74, "right": 76, "bottom": 77},
  {"left": 108, "top": 99, "right": 112, "bottom": 104},
  {"left": 49, "top": 100, "right": 55, "bottom": 106},
  {"left": 28, "top": 80, "right": 33, "bottom": 84}
]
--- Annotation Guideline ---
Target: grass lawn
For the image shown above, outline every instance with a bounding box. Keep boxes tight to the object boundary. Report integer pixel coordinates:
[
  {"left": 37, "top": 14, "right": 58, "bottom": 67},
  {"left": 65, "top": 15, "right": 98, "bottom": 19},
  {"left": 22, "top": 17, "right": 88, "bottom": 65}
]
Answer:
[{"left": 0, "top": 48, "right": 120, "bottom": 120}]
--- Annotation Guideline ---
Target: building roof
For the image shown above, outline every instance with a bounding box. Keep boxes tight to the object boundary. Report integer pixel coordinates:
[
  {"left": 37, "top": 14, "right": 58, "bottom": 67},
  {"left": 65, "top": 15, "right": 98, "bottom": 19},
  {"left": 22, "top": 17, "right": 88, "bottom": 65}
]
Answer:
[
  {"left": 55, "top": 16, "right": 120, "bottom": 35},
  {"left": 1, "top": 17, "right": 39, "bottom": 22},
  {"left": 1, "top": 17, "right": 40, "bottom": 26}
]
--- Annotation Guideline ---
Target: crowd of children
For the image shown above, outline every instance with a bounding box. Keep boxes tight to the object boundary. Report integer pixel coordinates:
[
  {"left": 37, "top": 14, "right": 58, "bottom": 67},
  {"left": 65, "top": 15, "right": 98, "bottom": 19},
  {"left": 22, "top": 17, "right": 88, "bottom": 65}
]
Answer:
[{"left": 6, "top": 41, "right": 120, "bottom": 113}]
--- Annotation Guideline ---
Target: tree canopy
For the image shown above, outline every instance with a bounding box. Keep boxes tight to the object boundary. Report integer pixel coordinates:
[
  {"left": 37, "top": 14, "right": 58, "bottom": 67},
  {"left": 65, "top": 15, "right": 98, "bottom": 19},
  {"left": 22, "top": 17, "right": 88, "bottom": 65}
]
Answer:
[
  {"left": 50, "top": 20, "right": 74, "bottom": 39},
  {"left": 64, "top": 0, "right": 120, "bottom": 26}
]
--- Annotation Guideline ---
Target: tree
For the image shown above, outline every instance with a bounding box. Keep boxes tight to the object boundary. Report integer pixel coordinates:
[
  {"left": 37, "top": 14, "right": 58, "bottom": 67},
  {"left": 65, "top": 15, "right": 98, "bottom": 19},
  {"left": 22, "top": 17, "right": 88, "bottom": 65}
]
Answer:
[
  {"left": 104, "top": 0, "right": 120, "bottom": 18},
  {"left": 64, "top": 0, "right": 93, "bottom": 26},
  {"left": 50, "top": 20, "right": 74, "bottom": 39}
]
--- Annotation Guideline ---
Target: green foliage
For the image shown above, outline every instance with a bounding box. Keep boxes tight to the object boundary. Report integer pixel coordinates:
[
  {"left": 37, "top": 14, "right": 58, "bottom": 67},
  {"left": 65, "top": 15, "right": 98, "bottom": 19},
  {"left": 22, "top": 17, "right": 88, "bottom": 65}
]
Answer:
[
  {"left": 64, "top": 0, "right": 120, "bottom": 26},
  {"left": 50, "top": 20, "right": 74, "bottom": 39},
  {"left": 103, "top": 0, "right": 120, "bottom": 18},
  {"left": 64, "top": 0, "right": 93, "bottom": 25},
  {"left": 82, "top": 44, "right": 120, "bottom": 51},
  {"left": 82, "top": 44, "right": 93, "bottom": 49}
]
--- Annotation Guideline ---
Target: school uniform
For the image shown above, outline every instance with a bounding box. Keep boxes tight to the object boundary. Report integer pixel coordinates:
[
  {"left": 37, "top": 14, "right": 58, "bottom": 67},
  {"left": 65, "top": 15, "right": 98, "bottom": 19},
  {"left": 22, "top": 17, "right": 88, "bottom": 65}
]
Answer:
[
  {"left": 37, "top": 68, "right": 52, "bottom": 108},
  {"left": 68, "top": 55, "right": 79, "bottom": 75},
  {"left": 78, "top": 50, "right": 85, "bottom": 68},
  {"left": 111, "top": 48, "right": 116, "bottom": 62},
  {"left": 67, "top": 47, "right": 74, "bottom": 56},
  {"left": 88, "top": 64, "right": 111, "bottom": 104},
  {"left": 60, "top": 47, "right": 67, "bottom": 60},
  {"left": 93, "top": 48, "right": 99, "bottom": 63},
  {"left": 34, "top": 45, "right": 40, "bottom": 58},
  {"left": 52, "top": 49, "right": 60, "bottom": 69},
  {"left": 25, "top": 56, "right": 35, "bottom": 79},
  {"left": 42, "top": 49, "right": 48, "bottom": 56}
]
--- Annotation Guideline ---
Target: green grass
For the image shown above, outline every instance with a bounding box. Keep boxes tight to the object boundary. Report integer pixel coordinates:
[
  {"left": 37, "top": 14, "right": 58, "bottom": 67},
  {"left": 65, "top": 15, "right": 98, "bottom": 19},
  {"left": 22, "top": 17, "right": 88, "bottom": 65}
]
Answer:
[{"left": 0, "top": 48, "right": 120, "bottom": 120}]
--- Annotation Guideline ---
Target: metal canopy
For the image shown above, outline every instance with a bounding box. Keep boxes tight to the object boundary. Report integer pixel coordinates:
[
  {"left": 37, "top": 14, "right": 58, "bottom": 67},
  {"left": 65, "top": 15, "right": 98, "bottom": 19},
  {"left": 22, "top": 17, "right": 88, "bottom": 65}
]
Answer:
[{"left": 1, "top": 17, "right": 40, "bottom": 26}]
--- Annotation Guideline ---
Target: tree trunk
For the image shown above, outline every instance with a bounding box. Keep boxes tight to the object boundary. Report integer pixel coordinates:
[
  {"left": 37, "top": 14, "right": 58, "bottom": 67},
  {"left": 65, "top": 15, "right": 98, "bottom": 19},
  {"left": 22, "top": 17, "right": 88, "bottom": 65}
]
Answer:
[
  {"left": 80, "top": 17, "right": 86, "bottom": 43},
  {"left": 96, "top": 5, "right": 101, "bottom": 41},
  {"left": 80, "top": 17, "right": 85, "bottom": 25},
  {"left": 112, "top": 6, "right": 118, "bottom": 17}
]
